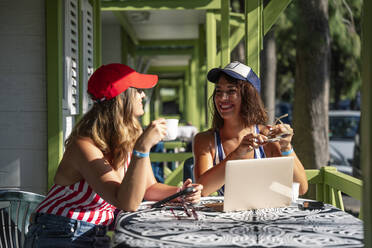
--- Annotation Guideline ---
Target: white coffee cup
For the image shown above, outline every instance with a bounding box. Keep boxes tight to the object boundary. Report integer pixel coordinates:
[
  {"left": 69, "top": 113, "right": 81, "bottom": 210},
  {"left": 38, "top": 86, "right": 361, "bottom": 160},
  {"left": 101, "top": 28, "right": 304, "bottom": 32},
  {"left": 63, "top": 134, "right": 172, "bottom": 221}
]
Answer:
[
  {"left": 292, "top": 182, "right": 300, "bottom": 203},
  {"left": 163, "top": 119, "right": 179, "bottom": 141}
]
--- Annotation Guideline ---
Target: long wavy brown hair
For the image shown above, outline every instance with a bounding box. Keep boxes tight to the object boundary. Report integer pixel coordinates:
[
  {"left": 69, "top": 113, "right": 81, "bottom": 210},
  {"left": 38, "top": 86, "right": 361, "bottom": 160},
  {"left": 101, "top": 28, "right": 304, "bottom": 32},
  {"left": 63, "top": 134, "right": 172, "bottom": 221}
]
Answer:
[
  {"left": 65, "top": 88, "right": 142, "bottom": 169},
  {"left": 209, "top": 73, "right": 268, "bottom": 130}
]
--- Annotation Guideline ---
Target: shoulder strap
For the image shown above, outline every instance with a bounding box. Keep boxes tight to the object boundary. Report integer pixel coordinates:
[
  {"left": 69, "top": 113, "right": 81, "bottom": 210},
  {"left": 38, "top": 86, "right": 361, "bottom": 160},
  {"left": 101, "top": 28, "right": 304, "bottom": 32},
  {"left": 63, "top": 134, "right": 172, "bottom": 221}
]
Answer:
[
  {"left": 215, "top": 130, "right": 225, "bottom": 163},
  {"left": 254, "top": 125, "right": 266, "bottom": 159}
]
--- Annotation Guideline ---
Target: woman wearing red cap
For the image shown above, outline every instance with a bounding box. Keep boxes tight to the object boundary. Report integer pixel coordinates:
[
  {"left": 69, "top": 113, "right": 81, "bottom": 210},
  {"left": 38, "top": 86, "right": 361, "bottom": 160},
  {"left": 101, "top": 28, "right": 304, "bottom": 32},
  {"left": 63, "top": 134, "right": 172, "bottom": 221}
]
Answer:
[
  {"left": 193, "top": 61, "right": 308, "bottom": 197},
  {"left": 24, "top": 63, "right": 202, "bottom": 247}
]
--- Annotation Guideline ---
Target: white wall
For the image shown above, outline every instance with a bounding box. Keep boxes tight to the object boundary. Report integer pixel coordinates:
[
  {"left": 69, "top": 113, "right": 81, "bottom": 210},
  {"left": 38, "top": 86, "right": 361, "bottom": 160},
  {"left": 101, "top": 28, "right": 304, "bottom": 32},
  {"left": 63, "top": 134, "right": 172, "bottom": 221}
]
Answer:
[
  {"left": 102, "top": 24, "right": 122, "bottom": 65},
  {"left": 0, "top": 0, "right": 47, "bottom": 194}
]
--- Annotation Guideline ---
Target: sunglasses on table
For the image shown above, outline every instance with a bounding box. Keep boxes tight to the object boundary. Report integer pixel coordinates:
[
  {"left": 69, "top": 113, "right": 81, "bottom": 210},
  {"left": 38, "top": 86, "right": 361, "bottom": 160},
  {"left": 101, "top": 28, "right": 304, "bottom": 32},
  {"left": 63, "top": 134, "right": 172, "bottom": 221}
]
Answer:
[
  {"left": 168, "top": 201, "right": 199, "bottom": 220},
  {"left": 151, "top": 186, "right": 199, "bottom": 220}
]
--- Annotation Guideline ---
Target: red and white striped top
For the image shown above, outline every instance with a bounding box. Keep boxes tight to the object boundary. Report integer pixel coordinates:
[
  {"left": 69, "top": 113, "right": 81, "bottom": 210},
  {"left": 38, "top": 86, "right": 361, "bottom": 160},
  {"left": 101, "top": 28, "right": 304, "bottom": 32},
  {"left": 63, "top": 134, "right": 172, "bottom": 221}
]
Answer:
[{"left": 35, "top": 155, "right": 131, "bottom": 226}]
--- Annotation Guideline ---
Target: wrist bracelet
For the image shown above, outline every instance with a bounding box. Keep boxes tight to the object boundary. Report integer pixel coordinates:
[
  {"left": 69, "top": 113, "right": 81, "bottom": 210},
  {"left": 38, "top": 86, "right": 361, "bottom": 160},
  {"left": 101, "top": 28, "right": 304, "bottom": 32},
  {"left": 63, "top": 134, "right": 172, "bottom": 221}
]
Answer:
[
  {"left": 133, "top": 149, "right": 149, "bottom": 158},
  {"left": 281, "top": 148, "right": 294, "bottom": 156}
]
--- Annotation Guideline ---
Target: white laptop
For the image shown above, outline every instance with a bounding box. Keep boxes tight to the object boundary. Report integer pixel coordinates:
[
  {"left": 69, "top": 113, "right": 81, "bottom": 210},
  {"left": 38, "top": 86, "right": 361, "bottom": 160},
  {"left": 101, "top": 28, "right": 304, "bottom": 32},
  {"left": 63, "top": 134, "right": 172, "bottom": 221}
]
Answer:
[{"left": 224, "top": 156, "right": 294, "bottom": 212}]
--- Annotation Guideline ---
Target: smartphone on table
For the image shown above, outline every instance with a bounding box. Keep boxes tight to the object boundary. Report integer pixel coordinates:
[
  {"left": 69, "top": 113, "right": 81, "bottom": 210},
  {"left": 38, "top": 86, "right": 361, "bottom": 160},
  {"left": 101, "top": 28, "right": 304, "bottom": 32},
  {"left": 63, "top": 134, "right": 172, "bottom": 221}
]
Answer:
[
  {"left": 151, "top": 187, "right": 195, "bottom": 208},
  {"left": 298, "top": 201, "right": 325, "bottom": 210}
]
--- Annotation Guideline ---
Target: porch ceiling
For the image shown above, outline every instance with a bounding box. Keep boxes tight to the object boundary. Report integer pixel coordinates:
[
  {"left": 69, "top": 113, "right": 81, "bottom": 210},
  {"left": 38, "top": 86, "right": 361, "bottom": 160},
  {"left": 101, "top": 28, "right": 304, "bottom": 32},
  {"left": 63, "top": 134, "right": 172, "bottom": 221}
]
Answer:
[{"left": 101, "top": 9, "right": 205, "bottom": 69}]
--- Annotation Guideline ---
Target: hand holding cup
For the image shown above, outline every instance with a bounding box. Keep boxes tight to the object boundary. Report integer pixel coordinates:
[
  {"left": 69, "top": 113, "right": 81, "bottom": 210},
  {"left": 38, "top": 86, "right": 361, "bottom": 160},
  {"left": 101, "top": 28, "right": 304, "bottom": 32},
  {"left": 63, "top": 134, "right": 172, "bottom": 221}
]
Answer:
[{"left": 163, "top": 119, "right": 179, "bottom": 141}]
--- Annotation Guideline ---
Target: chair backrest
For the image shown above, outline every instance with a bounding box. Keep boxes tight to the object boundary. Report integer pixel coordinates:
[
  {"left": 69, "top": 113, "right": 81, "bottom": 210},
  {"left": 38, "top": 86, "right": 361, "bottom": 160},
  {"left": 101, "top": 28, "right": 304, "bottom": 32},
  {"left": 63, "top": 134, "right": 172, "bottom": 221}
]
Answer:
[
  {"left": 183, "top": 157, "right": 195, "bottom": 183},
  {"left": 0, "top": 190, "right": 45, "bottom": 248}
]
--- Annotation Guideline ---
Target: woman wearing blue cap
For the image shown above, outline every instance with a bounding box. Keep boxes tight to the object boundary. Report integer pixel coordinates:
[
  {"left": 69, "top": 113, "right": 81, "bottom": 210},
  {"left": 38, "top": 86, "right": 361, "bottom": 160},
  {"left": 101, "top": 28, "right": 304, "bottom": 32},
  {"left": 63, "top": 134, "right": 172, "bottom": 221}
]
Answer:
[{"left": 193, "top": 61, "right": 308, "bottom": 197}]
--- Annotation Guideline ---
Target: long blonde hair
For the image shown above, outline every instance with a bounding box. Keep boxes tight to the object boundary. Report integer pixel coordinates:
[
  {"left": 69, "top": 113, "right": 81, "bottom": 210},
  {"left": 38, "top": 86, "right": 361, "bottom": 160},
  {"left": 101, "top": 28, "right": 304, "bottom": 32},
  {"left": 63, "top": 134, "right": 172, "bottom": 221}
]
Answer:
[{"left": 65, "top": 88, "right": 142, "bottom": 169}]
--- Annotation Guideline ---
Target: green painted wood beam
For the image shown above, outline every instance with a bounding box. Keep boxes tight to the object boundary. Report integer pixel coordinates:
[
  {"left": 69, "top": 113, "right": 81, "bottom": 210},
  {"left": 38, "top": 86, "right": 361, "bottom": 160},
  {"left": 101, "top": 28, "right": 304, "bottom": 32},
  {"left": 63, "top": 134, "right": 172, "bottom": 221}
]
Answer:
[
  {"left": 229, "top": 25, "right": 245, "bottom": 52},
  {"left": 101, "top": 0, "right": 221, "bottom": 11},
  {"left": 245, "top": 0, "right": 263, "bottom": 76},
  {"left": 121, "top": 29, "right": 129, "bottom": 65},
  {"left": 213, "top": 23, "right": 244, "bottom": 69},
  {"left": 198, "top": 24, "right": 207, "bottom": 130},
  {"left": 142, "top": 103, "right": 151, "bottom": 126},
  {"left": 220, "top": 0, "right": 230, "bottom": 67},
  {"left": 206, "top": 10, "right": 217, "bottom": 127},
  {"left": 219, "top": 2, "right": 292, "bottom": 33},
  {"left": 93, "top": 0, "right": 102, "bottom": 68},
  {"left": 188, "top": 49, "right": 198, "bottom": 127},
  {"left": 183, "top": 66, "right": 191, "bottom": 121},
  {"left": 164, "top": 163, "right": 184, "bottom": 186},
  {"left": 191, "top": 34, "right": 204, "bottom": 130},
  {"left": 362, "top": 0, "right": 372, "bottom": 243},
  {"left": 127, "top": 35, "right": 136, "bottom": 57},
  {"left": 158, "top": 80, "right": 183, "bottom": 87},
  {"left": 163, "top": 141, "right": 187, "bottom": 150},
  {"left": 198, "top": 24, "right": 206, "bottom": 67},
  {"left": 334, "top": 188, "right": 344, "bottom": 210},
  {"left": 148, "top": 66, "right": 188, "bottom": 74},
  {"left": 213, "top": 1, "right": 292, "bottom": 66},
  {"left": 263, "top": 0, "right": 292, "bottom": 35},
  {"left": 135, "top": 48, "right": 194, "bottom": 56},
  {"left": 46, "top": 0, "right": 63, "bottom": 190},
  {"left": 305, "top": 169, "right": 322, "bottom": 184},
  {"left": 323, "top": 169, "right": 362, "bottom": 201},
  {"left": 139, "top": 39, "right": 197, "bottom": 47},
  {"left": 150, "top": 152, "right": 192, "bottom": 162},
  {"left": 113, "top": 12, "right": 139, "bottom": 45},
  {"left": 154, "top": 86, "right": 161, "bottom": 119},
  {"left": 306, "top": 167, "right": 362, "bottom": 211},
  {"left": 179, "top": 79, "right": 185, "bottom": 114},
  {"left": 215, "top": 12, "right": 245, "bottom": 27}
]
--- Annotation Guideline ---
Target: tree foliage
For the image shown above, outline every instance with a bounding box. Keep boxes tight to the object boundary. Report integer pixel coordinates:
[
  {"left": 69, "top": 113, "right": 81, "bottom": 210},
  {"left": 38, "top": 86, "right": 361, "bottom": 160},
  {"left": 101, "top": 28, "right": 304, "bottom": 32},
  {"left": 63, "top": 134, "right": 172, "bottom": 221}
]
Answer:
[
  {"left": 274, "top": 0, "right": 362, "bottom": 108},
  {"left": 329, "top": 0, "right": 362, "bottom": 107}
]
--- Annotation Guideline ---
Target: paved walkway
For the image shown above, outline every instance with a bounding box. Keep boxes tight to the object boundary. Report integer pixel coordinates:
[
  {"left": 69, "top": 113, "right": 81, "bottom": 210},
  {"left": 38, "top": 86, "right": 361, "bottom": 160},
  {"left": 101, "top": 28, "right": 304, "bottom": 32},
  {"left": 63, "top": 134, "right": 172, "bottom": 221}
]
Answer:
[{"left": 343, "top": 195, "right": 361, "bottom": 217}]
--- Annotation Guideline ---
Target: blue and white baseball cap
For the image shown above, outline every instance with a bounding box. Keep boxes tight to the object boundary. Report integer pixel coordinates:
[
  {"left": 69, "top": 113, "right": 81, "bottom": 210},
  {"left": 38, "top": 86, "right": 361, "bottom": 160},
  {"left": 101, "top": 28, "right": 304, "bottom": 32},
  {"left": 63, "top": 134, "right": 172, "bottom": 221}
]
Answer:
[{"left": 207, "top": 61, "right": 261, "bottom": 92}]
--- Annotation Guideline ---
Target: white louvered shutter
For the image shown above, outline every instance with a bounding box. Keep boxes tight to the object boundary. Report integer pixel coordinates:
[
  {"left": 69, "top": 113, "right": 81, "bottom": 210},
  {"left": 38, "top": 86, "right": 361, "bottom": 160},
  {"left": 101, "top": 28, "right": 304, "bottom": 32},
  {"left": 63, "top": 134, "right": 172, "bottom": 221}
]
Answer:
[
  {"left": 81, "top": 0, "right": 94, "bottom": 113},
  {"left": 63, "top": 0, "right": 79, "bottom": 116},
  {"left": 63, "top": 0, "right": 79, "bottom": 143}
]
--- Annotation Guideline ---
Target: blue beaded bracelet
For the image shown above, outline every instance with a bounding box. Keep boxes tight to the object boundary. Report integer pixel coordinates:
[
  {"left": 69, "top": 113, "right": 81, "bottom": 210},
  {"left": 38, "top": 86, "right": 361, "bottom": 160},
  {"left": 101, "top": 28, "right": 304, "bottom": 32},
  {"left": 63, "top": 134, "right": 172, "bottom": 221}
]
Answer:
[
  {"left": 281, "top": 148, "right": 294, "bottom": 156},
  {"left": 133, "top": 150, "right": 149, "bottom": 158}
]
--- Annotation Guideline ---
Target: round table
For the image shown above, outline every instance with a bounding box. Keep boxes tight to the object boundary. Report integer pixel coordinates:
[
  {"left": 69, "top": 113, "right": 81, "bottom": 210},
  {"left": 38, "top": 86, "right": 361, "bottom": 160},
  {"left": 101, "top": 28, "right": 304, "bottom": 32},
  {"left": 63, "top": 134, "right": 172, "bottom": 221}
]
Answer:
[{"left": 112, "top": 197, "right": 363, "bottom": 248}]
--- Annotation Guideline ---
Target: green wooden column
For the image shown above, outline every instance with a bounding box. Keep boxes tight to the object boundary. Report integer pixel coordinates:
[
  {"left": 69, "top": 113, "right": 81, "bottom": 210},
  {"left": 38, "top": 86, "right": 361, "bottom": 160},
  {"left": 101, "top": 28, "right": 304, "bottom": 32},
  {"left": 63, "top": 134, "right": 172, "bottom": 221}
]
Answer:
[
  {"left": 198, "top": 24, "right": 207, "bottom": 130},
  {"left": 46, "top": 0, "right": 63, "bottom": 189},
  {"left": 121, "top": 29, "right": 129, "bottom": 65},
  {"left": 142, "top": 96, "right": 151, "bottom": 126},
  {"left": 141, "top": 45, "right": 151, "bottom": 126},
  {"left": 188, "top": 46, "right": 199, "bottom": 128},
  {"left": 179, "top": 80, "right": 185, "bottom": 115},
  {"left": 221, "top": 0, "right": 230, "bottom": 67},
  {"left": 245, "top": 0, "right": 263, "bottom": 75},
  {"left": 206, "top": 10, "right": 217, "bottom": 127},
  {"left": 184, "top": 66, "right": 191, "bottom": 122},
  {"left": 152, "top": 85, "right": 161, "bottom": 120},
  {"left": 362, "top": 0, "right": 372, "bottom": 245}
]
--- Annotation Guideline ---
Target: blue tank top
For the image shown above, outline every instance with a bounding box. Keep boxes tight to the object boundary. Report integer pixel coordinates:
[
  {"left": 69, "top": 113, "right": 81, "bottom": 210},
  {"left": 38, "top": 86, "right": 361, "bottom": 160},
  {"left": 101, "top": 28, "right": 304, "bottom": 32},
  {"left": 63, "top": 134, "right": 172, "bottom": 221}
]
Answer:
[{"left": 214, "top": 125, "right": 266, "bottom": 196}]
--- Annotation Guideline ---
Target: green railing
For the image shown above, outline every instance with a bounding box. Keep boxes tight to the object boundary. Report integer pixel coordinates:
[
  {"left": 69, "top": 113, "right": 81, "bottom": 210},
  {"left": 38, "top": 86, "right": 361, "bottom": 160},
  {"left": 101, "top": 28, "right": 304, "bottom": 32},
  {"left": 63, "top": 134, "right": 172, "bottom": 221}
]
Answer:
[
  {"left": 151, "top": 152, "right": 363, "bottom": 218},
  {"left": 150, "top": 152, "right": 192, "bottom": 162},
  {"left": 306, "top": 166, "right": 363, "bottom": 218},
  {"left": 150, "top": 152, "right": 193, "bottom": 186},
  {"left": 162, "top": 141, "right": 188, "bottom": 150}
]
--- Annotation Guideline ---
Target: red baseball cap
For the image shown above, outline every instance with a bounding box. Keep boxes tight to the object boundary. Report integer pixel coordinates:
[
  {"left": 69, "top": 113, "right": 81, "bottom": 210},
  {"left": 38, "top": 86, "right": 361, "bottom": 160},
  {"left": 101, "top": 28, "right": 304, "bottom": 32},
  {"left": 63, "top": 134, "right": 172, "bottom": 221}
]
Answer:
[{"left": 88, "top": 63, "right": 158, "bottom": 101}]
